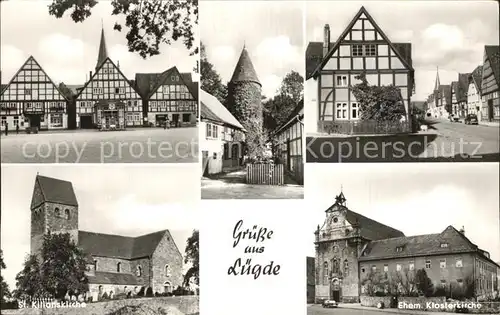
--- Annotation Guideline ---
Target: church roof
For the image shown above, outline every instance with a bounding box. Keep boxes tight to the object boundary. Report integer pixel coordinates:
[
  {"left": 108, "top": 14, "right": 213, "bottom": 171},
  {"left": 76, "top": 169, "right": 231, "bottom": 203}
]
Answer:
[
  {"left": 345, "top": 209, "right": 405, "bottom": 240},
  {"left": 359, "top": 226, "right": 499, "bottom": 268},
  {"left": 96, "top": 28, "right": 109, "bottom": 71},
  {"left": 229, "top": 47, "right": 261, "bottom": 86},
  {"left": 78, "top": 230, "right": 170, "bottom": 260},
  {"left": 87, "top": 271, "right": 141, "bottom": 285},
  {"left": 200, "top": 89, "right": 245, "bottom": 130},
  {"left": 32, "top": 175, "right": 78, "bottom": 208}
]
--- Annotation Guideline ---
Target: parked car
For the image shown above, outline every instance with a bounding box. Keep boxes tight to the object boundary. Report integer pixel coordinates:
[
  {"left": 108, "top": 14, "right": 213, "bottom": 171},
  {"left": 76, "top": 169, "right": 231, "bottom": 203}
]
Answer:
[
  {"left": 464, "top": 114, "right": 478, "bottom": 125},
  {"left": 448, "top": 114, "right": 460, "bottom": 122},
  {"left": 322, "top": 299, "right": 338, "bottom": 308}
]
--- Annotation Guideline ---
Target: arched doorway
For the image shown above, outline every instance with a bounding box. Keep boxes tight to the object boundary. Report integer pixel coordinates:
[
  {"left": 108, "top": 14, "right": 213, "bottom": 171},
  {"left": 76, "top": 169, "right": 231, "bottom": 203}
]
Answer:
[
  {"left": 331, "top": 278, "right": 341, "bottom": 302},
  {"left": 164, "top": 281, "right": 172, "bottom": 293}
]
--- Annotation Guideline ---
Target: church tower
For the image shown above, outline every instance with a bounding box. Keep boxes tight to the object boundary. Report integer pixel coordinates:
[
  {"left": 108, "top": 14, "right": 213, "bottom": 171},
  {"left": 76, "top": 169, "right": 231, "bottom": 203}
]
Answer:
[
  {"left": 227, "top": 45, "right": 265, "bottom": 159},
  {"left": 96, "top": 27, "right": 109, "bottom": 71},
  {"left": 30, "top": 175, "right": 79, "bottom": 257}
]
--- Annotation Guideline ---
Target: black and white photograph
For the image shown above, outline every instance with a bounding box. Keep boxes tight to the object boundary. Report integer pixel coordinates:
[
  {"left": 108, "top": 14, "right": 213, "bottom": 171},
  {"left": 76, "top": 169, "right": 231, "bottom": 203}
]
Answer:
[
  {"left": 303, "top": 163, "right": 500, "bottom": 315},
  {"left": 305, "top": 1, "right": 499, "bottom": 162},
  {"left": 199, "top": 0, "right": 305, "bottom": 199},
  {"left": 0, "top": 165, "right": 199, "bottom": 315},
  {"left": 0, "top": 0, "right": 199, "bottom": 163}
]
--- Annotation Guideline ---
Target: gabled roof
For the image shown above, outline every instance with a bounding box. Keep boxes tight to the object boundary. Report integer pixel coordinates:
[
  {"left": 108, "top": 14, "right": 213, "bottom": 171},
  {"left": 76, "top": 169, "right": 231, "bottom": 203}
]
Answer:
[
  {"left": 200, "top": 89, "right": 244, "bottom": 130},
  {"left": 470, "top": 65, "right": 483, "bottom": 92},
  {"left": 437, "top": 85, "right": 452, "bottom": 105},
  {"left": 0, "top": 84, "right": 7, "bottom": 93},
  {"left": 457, "top": 73, "right": 469, "bottom": 102},
  {"left": 309, "top": 6, "right": 414, "bottom": 79},
  {"left": 0, "top": 56, "right": 68, "bottom": 101},
  {"left": 87, "top": 271, "right": 140, "bottom": 285},
  {"left": 75, "top": 57, "right": 141, "bottom": 99},
  {"left": 484, "top": 45, "right": 500, "bottom": 88},
  {"left": 345, "top": 209, "right": 405, "bottom": 241},
  {"left": 78, "top": 230, "right": 173, "bottom": 260},
  {"left": 31, "top": 175, "right": 78, "bottom": 209},
  {"left": 230, "top": 47, "right": 261, "bottom": 86},
  {"left": 135, "top": 67, "right": 198, "bottom": 101},
  {"left": 359, "top": 225, "right": 499, "bottom": 267}
]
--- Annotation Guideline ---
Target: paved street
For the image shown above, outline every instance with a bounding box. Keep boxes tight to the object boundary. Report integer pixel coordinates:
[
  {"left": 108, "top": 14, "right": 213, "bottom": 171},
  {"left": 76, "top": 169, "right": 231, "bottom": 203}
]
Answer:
[
  {"left": 306, "top": 119, "right": 499, "bottom": 162},
  {"left": 201, "top": 170, "right": 304, "bottom": 199},
  {"left": 0, "top": 127, "right": 198, "bottom": 163},
  {"left": 308, "top": 304, "right": 384, "bottom": 315}
]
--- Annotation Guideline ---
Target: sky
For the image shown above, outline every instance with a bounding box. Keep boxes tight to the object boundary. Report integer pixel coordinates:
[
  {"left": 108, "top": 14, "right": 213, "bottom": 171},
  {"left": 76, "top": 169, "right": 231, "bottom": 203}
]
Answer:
[
  {"left": 306, "top": 0, "right": 500, "bottom": 101},
  {"left": 304, "top": 163, "right": 500, "bottom": 264},
  {"left": 1, "top": 164, "right": 200, "bottom": 291},
  {"left": 0, "top": 0, "right": 199, "bottom": 87},
  {"left": 200, "top": 0, "right": 304, "bottom": 99}
]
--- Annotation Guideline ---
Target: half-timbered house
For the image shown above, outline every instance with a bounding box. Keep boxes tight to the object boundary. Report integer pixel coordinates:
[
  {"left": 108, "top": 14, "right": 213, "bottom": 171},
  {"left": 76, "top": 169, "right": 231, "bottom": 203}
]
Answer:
[
  {"left": 135, "top": 67, "right": 198, "bottom": 128},
  {"left": 481, "top": 45, "right": 500, "bottom": 122},
  {"left": 272, "top": 100, "right": 304, "bottom": 185},
  {"left": 200, "top": 89, "right": 245, "bottom": 176},
  {"left": 306, "top": 6, "right": 415, "bottom": 134},
  {"left": 0, "top": 56, "right": 68, "bottom": 131},
  {"left": 75, "top": 29, "right": 143, "bottom": 129},
  {"left": 467, "top": 66, "right": 484, "bottom": 117}
]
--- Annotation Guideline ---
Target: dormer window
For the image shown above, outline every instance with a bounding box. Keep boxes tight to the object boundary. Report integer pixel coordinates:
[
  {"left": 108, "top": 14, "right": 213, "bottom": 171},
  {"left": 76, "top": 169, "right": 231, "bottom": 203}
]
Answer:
[
  {"left": 396, "top": 246, "right": 404, "bottom": 252},
  {"left": 440, "top": 243, "right": 448, "bottom": 248}
]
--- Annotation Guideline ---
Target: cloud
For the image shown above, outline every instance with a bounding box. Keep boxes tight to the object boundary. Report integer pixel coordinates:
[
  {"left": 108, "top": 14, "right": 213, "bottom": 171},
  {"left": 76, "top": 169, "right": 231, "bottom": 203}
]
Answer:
[
  {"left": 0, "top": 45, "right": 28, "bottom": 78},
  {"left": 260, "top": 74, "right": 282, "bottom": 99},
  {"left": 38, "top": 34, "right": 86, "bottom": 63},
  {"left": 211, "top": 45, "right": 236, "bottom": 62},
  {"left": 255, "top": 36, "right": 301, "bottom": 73}
]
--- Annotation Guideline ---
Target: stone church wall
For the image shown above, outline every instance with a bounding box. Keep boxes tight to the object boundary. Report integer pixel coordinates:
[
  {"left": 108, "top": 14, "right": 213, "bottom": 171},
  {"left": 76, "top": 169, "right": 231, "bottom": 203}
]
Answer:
[{"left": 151, "top": 232, "right": 183, "bottom": 293}]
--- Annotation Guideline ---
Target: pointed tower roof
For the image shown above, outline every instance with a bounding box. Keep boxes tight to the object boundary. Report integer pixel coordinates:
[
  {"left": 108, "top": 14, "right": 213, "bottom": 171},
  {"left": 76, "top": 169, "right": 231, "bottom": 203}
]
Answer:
[
  {"left": 96, "top": 27, "right": 109, "bottom": 71},
  {"left": 434, "top": 66, "right": 441, "bottom": 91},
  {"left": 229, "top": 46, "right": 261, "bottom": 86}
]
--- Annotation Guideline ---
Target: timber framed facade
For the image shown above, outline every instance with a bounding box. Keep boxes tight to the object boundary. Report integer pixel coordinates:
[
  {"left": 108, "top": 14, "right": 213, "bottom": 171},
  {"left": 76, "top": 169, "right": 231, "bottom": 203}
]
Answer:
[
  {"left": 480, "top": 45, "right": 500, "bottom": 122},
  {"left": 0, "top": 56, "right": 68, "bottom": 131},
  {"left": 306, "top": 6, "right": 415, "bottom": 134}
]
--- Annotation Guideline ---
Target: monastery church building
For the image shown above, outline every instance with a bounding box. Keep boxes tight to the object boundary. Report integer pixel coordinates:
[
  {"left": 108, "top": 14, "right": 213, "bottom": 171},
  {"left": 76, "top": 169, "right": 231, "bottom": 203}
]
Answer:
[{"left": 30, "top": 175, "right": 184, "bottom": 301}]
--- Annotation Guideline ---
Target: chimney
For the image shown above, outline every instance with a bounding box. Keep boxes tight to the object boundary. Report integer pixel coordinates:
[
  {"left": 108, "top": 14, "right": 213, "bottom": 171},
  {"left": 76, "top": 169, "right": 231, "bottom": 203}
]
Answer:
[
  {"left": 323, "top": 24, "right": 330, "bottom": 57},
  {"left": 459, "top": 226, "right": 465, "bottom": 235},
  {"left": 117, "top": 60, "right": 120, "bottom": 69},
  {"left": 89, "top": 71, "right": 93, "bottom": 80}
]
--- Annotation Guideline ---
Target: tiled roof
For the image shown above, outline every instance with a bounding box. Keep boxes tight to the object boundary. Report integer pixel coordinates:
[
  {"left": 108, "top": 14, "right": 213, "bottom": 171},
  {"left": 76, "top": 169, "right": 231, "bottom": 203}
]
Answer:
[
  {"left": 65, "top": 84, "right": 85, "bottom": 96},
  {"left": 359, "top": 225, "right": 485, "bottom": 261},
  {"left": 135, "top": 68, "right": 198, "bottom": 101},
  {"left": 33, "top": 175, "right": 78, "bottom": 207},
  {"left": 485, "top": 45, "right": 500, "bottom": 88},
  {"left": 470, "top": 65, "right": 483, "bottom": 92},
  {"left": 457, "top": 73, "right": 469, "bottom": 101},
  {"left": 230, "top": 47, "right": 261, "bottom": 85},
  {"left": 438, "top": 85, "right": 452, "bottom": 105},
  {"left": 78, "top": 230, "right": 166, "bottom": 259},
  {"left": 451, "top": 81, "right": 459, "bottom": 102},
  {"left": 305, "top": 42, "right": 413, "bottom": 80},
  {"left": 87, "top": 271, "right": 140, "bottom": 285},
  {"left": 345, "top": 209, "right": 405, "bottom": 241},
  {"left": 200, "top": 89, "right": 244, "bottom": 130}
]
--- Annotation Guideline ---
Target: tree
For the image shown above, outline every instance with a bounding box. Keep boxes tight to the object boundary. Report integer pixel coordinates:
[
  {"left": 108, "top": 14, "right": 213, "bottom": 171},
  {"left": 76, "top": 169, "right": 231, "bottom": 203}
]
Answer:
[
  {"left": 58, "top": 83, "right": 74, "bottom": 100},
  {"left": 14, "top": 255, "right": 45, "bottom": 300},
  {"left": 48, "top": 0, "right": 198, "bottom": 59},
  {"left": 351, "top": 73, "right": 406, "bottom": 122},
  {"left": 415, "top": 268, "right": 433, "bottom": 297},
  {"left": 0, "top": 250, "right": 12, "bottom": 304},
  {"left": 200, "top": 42, "right": 227, "bottom": 104},
  {"left": 183, "top": 230, "right": 199, "bottom": 287},
  {"left": 278, "top": 70, "right": 304, "bottom": 105},
  {"left": 14, "top": 233, "right": 88, "bottom": 300},
  {"left": 361, "top": 270, "right": 386, "bottom": 296},
  {"left": 393, "top": 268, "right": 418, "bottom": 297}
]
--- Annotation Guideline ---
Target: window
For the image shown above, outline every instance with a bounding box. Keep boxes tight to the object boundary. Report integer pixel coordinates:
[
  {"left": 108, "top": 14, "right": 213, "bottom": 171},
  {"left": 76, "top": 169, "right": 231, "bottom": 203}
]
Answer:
[
  {"left": 117, "top": 262, "right": 121, "bottom": 272},
  {"left": 361, "top": 267, "right": 365, "bottom": 273},
  {"left": 365, "top": 44, "right": 376, "bottom": 56},
  {"left": 343, "top": 259, "right": 349, "bottom": 276},
  {"left": 409, "top": 261, "right": 414, "bottom": 271},
  {"left": 383, "top": 265, "right": 388, "bottom": 272},
  {"left": 323, "top": 262, "right": 329, "bottom": 284},
  {"left": 440, "top": 243, "right": 448, "bottom": 248},
  {"left": 25, "top": 89, "right": 31, "bottom": 95},
  {"left": 371, "top": 265, "right": 376, "bottom": 272},
  {"left": 352, "top": 44, "right": 376, "bottom": 56},
  {"left": 206, "top": 123, "right": 212, "bottom": 138},
  {"left": 440, "top": 280, "right": 446, "bottom": 287},
  {"left": 165, "top": 264, "right": 171, "bottom": 277},
  {"left": 457, "top": 279, "right": 463, "bottom": 286},
  {"left": 94, "top": 260, "right": 98, "bottom": 271},
  {"left": 351, "top": 102, "right": 359, "bottom": 119},
  {"left": 93, "top": 88, "right": 103, "bottom": 94},
  {"left": 396, "top": 264, "right": 402, "bottom": 271},
  {"left": 212, "top": 124, "right": 218, "bottom": 138},
  {"left": 55, "top": 208, "right": 60, "bottom": 217},
  {"left": 335, "top": 103, "right": 348, "bottom": 120},
  {"left": 136, "top": 265, "right": 142, "bottom": 277},
  {"left": 333, "top": 217, "right": 338, "bottom": 223},
  {"left": 65, "top": 209, "right": 70, "bottom": 220},
  {"left": 396, "top": 246, "right": 404, "bottom": 252},
  {"left": 352, "top": 45, "right": 363, "bottom": 56},
  {"left": 336, "top": 75, "right": 348, "bottom": 87},
  {"left": 50, "top": 114, "right": 63, "bottom": 127},
  {"left": 440, "top": 259, "right": 446, "bottom": 269},
  {"left": 455, "top": 258, "right": 463, "bottom": 268},
  {"left": 115, "top": 87, "right": 125, "bottom": 94}
]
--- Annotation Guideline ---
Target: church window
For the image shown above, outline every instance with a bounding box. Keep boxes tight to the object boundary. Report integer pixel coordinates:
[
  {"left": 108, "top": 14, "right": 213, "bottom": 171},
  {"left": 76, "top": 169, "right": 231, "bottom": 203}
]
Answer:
[
  {"left": 65, "top": 209, "right": 70, "bottom": 220},
  {"left": 332, "top": 217, "right": 338, "bottom": 223},
  {"left": 323, "top": 261, "right": 329, "bottom": 284},
  {"left": 343, "top": 259, "right": 349, "bottom": 276},
  {"left": 136, "top": 265, "right": 142, "bottom": 277},
  {"left": 55, "top": 207, "right": 60, "bottom": 217},
  {"left": 332, "top": 259, "right": 340, "bottom": 274},
  {"left": 117, "top": 262, "right": 121, "bottom": 272},
  {"left": 164, "top": 281, "right": 172, "bottom": 293},
  {"left": 165, "top": 264, "right": 171, "bottom": 277}
]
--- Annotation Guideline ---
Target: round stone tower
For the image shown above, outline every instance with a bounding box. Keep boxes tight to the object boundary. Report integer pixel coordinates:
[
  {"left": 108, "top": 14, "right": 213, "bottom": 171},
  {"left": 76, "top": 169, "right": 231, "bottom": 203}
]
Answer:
[{"left": 227, "top": 46, "right": 265, "bottom": 159}]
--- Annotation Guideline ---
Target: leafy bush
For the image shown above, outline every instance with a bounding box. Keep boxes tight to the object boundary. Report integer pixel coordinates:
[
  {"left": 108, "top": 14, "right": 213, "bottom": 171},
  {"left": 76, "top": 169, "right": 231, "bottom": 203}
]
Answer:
[
  {"left": 138, "top": 287, "right": 145, "bottom": 296},
  {"left": 433, "top": 287, "right": 447, "bottom": 297},
  {"left": 375, "top": 291, "right": 387, "bottom": 297},
  {"left": 416, "top": 269, "right": 434, "bottom": 297}
]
